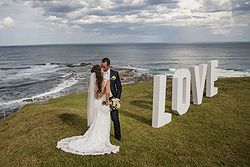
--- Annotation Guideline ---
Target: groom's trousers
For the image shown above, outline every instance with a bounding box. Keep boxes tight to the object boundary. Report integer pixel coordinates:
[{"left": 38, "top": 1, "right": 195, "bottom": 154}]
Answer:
[{"left": 111, "top": 109, "right": 121, "bottom": 139}]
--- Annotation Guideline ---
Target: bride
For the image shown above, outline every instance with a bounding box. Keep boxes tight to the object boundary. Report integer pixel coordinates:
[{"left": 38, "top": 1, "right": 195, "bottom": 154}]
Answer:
[{"left": 57, "top": 65, "right": 120, "bottom": 156}]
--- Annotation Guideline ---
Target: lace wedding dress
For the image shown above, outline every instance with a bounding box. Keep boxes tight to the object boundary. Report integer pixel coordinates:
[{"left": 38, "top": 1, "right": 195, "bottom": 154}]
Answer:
[{"left": 56, "top": 77, "right": 120, "bottom": 156}]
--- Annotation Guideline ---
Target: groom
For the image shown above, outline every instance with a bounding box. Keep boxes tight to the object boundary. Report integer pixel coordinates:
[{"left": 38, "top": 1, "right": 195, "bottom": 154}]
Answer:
[{"left": 101, "top": 58, "right": 122, "bottom": 141}]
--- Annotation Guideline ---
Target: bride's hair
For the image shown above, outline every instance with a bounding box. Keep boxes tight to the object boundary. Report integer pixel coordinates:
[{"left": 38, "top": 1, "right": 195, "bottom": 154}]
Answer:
[{"left": 91, "top": 65, "right": 103, "bottom": 94}]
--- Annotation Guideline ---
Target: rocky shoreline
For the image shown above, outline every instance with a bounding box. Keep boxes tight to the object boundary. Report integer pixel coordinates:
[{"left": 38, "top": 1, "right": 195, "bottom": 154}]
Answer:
[
  {"left": 20, "top": 66, "right": 153, "bottom": 104},
  {"left": 113, "top": 66, "right": 153, "bottom": 83},
  {"left": 0, "top": 65, "right": 153, "bottom": 120}
]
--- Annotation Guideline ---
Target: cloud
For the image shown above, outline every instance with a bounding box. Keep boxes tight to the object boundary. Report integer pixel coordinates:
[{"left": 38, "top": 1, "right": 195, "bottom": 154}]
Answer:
[
  {"left": 0, "top": 2, "right": 10, "bottom": 7},
  {"left": 4, "top": 0, "right": 250, "bottom": 39},
  {"left": 0, "top": 17, "right": 15, "bottom": 29}
]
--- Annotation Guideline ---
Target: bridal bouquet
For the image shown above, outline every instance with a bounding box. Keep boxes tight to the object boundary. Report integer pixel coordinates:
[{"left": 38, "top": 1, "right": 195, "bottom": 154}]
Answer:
[{"left": 102, "top": 98, "right": 121, "bottom": 110}]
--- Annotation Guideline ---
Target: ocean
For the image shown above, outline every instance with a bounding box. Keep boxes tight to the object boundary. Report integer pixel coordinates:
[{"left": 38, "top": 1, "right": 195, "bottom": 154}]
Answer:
[{"left": 0, "top": 42, "right": 250, "bottom": 118}]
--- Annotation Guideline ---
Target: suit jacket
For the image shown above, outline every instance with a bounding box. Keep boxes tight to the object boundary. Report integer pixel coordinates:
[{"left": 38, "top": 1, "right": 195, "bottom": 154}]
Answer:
[{"left": 110, "top": 69, "right": 122, "bottom": 100}]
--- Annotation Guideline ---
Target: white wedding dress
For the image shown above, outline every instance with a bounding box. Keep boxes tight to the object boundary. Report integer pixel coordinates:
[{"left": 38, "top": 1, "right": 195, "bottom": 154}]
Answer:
[{"left": 56, "top": 77, "right": 120, "bottom": 156}]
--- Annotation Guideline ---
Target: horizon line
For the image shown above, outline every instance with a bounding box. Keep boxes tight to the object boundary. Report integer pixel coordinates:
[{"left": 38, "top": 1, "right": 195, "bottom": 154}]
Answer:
[{"left": 1, "top": 41, "right": 250, "bottom": 47}]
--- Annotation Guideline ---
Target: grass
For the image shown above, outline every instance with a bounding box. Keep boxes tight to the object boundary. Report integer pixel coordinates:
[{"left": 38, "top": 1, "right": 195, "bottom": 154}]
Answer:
[{"left": 0, "top": 77, "right": 249, "bottom": 167}]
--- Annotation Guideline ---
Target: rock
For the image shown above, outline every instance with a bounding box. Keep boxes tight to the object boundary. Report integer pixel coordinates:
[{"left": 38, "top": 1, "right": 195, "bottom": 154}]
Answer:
[
  {"left": 66, "top": 64, "right": 74, "bottom": 67},
  {"left": 80, "top": 63, "right": 91, "bottom": 66},
  {"left": 66, "top": 63, "right": 91, "bottom": 68},
  {"left": 23, "top": 98, "right": 33, "bottom": 102}
]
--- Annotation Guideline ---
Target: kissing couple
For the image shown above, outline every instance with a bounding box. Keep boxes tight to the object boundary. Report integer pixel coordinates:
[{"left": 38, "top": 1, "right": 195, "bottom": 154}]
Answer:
[{"left": 57, "top": 58, "right": 122, "bottom": 156}]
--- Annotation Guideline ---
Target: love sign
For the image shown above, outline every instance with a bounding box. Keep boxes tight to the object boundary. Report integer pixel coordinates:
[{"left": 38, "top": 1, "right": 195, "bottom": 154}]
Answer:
[{"left": 152, "top": 60, "right": 218, "bottom": 128}]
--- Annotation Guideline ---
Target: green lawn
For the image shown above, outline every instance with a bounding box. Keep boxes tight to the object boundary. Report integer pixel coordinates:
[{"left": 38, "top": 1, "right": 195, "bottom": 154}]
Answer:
[{"left": 0, "top": 77, "right": 249, "bottom": 167}]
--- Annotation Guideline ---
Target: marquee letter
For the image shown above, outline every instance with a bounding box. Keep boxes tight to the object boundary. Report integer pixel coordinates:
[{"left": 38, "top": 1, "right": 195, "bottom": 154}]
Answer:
[
  {"left": 172, "top": 69, "right": 191, "bottom": 115},
  {"left": 206, "top": 60, "right": 218, "bottom": 97},
  {"left": 189, "top": 64, "right": 207, "bottom": 104},
  {"left": 152, "top": 75, "right": 172, "bottom": 128}
]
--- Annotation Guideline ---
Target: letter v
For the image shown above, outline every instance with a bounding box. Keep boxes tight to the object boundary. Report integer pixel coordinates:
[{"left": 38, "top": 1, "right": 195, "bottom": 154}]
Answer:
[{"left": 189, "top": 64, "right": 207, "bottom": 104}]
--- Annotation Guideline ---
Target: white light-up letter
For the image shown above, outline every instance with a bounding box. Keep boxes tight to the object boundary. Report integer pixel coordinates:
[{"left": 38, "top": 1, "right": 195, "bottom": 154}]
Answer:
[
  {"left": 172, "top": 69, "right": 191, "bottom": 115},
  {"left": 189, "top": 64, "right": 207, "bottom": 104},
  {"left": 206, "top": 60, "right": 218, "bottom": 97},
  {"left": 152, "top": 75, "right": 172, "bottom": 128}
]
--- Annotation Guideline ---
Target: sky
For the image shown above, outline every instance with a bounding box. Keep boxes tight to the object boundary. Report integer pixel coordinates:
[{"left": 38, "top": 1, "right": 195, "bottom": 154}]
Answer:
[{"left": 0, "top": 0, "right": 250, "bottom": 46}]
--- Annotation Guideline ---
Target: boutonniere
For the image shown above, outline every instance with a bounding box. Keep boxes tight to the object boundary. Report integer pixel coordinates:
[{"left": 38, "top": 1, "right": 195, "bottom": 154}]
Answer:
[{"left": 111, "top": 76, "right": 116, "bottom": 80}]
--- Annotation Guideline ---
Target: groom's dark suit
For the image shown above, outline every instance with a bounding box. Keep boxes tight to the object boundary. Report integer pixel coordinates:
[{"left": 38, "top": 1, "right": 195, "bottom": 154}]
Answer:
[{"left": 110, "top": 69, "right": 122, "bottom": 140}]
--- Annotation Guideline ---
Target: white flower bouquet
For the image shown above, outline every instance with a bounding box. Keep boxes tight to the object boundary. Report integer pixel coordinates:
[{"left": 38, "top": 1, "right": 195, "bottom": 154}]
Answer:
[{"left": 102, "top": 98, "right": 121, "bottom": 110}]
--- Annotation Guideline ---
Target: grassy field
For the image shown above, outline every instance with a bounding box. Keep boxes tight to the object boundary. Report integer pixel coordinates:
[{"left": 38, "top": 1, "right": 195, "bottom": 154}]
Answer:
[{"left": 0, "top": 77, "right": 249, "bottom": 167}]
